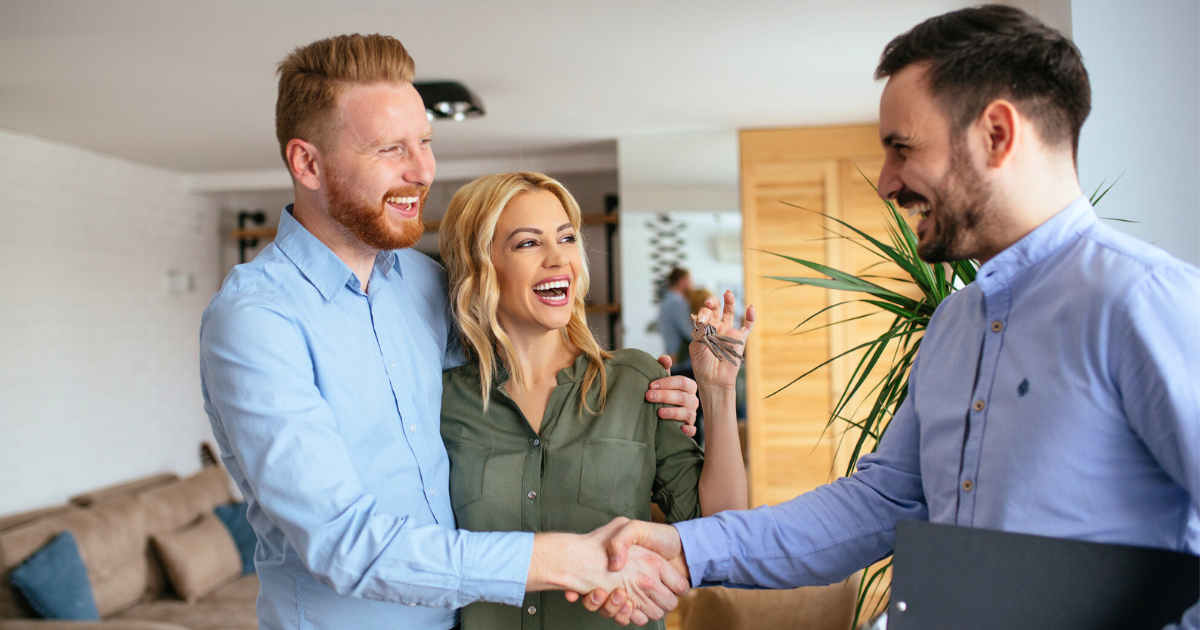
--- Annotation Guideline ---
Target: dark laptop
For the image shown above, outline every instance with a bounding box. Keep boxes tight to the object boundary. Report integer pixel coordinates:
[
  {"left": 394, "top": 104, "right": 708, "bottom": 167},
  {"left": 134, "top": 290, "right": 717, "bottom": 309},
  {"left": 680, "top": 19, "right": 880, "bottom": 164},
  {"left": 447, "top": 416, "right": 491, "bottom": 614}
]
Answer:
[{"left": 888, "top": 520, "right": 1198, "bottom": 630}]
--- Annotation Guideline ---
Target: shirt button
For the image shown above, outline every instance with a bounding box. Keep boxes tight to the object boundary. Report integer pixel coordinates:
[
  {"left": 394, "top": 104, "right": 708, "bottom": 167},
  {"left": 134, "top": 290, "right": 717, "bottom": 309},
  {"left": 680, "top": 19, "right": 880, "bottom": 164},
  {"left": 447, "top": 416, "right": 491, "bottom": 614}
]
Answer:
[
  {"left": 408, "top": 424, "right": 417, "bottom": 433},
  {"left": 407, "top": 603, "right": 416, "bottom": 607},
  {"left": 428, "top": 487, "right": 436, "bottom": 496},
  {"left": 389, "top": 361, "right": 397, "bottom": 369},
  {"left": 532, "top": 438, "right": 540, "bottom": 446},
  {"left": 973, "top": 400, "right": 985, "bottom": 412},
  {"left": 962, "top": 479, "right": 974, "bottom": 492},
  {"left": 991, "top": 320, "right": 1003, "bottom": 332},
  {"left": 527, "top": 491, "right": 537, "bottom": 500},
  {"left": 527, "top": 606, "right": 537, "bottom": 615}
]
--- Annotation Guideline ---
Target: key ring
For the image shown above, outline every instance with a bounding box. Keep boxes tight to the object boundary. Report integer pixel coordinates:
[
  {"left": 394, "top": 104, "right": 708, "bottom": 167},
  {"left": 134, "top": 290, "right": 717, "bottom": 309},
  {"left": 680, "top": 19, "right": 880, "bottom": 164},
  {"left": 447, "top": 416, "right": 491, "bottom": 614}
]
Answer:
[{"left": 692, "top": 318, "right": 745, "bottom": 366}]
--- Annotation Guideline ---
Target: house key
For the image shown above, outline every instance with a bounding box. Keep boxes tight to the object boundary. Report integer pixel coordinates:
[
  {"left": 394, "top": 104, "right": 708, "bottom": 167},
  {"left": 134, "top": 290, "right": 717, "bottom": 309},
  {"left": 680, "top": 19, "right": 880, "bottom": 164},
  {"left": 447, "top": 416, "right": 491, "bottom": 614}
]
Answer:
[{"left": 692, "top": 319, "right": 745, "bottom": 367}]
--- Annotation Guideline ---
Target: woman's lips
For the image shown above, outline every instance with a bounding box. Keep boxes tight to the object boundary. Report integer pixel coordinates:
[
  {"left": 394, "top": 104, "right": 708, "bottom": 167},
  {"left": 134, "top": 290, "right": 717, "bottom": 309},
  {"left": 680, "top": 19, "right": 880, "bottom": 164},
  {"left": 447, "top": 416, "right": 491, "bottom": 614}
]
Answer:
[{"left": 532, "top": 276, "right": 571, "bottom": 306}]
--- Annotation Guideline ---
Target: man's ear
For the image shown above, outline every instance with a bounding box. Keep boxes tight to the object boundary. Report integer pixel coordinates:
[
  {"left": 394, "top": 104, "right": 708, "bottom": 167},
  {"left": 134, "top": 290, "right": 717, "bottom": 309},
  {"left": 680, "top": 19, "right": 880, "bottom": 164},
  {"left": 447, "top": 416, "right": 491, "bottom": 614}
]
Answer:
[
  {"left": 286, "top": 138, "right": 323, "bottom": 191},
  {"left": 978, "top": 99, "right": 1019, "bottom": 169}
]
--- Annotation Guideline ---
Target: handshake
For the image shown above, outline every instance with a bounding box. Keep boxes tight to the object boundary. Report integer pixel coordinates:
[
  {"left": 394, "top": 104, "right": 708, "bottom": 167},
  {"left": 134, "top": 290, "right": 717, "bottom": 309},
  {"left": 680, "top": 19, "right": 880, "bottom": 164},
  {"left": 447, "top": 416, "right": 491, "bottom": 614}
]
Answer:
[{"left": 529, "top": 517, "right": 688, "bottom": 626}]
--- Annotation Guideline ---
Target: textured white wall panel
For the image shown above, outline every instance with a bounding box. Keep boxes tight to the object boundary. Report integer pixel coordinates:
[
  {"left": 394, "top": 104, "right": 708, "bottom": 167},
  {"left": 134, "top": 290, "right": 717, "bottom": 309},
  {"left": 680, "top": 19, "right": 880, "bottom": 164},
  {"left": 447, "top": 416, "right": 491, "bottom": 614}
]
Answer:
[{"left": 0, "top": 128, "right": 221, "bottom": 514}]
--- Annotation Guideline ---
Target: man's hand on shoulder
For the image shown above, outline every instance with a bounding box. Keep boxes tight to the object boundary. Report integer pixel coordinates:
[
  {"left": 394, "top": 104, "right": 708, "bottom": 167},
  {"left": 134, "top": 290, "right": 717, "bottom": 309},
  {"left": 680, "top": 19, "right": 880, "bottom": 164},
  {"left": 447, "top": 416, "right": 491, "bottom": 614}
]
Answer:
[{"left": 649, "top": 355, "right": 700, "bottom": 437}]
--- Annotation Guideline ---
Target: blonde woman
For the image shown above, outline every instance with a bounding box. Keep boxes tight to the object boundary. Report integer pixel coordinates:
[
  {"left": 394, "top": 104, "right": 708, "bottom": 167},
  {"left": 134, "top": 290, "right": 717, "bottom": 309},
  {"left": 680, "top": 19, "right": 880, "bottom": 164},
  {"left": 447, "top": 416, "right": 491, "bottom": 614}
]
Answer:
[{"left": 439, "top": 172, "right": 751, "bottom": 629}]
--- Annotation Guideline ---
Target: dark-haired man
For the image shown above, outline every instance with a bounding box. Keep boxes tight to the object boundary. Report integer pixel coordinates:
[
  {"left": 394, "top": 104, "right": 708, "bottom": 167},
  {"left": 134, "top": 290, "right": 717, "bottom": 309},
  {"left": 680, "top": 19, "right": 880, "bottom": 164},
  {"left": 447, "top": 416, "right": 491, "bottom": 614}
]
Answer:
[
  {"left": 589, "top": 5, "right": 1199, "bottom": 627},
  {"left": 658, "top": 267, "right": 695, "bottom": 370},
  {"left": 200, "top": 33, "right": 694, "bottom": 630}
]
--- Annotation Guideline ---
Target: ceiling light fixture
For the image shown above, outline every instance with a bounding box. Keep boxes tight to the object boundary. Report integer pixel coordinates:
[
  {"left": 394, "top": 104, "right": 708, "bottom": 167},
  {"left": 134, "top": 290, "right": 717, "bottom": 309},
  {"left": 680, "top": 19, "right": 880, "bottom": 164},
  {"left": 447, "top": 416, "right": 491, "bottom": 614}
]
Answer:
[{"left": 414, "top": 81, "right": 485, "bottom": 122}]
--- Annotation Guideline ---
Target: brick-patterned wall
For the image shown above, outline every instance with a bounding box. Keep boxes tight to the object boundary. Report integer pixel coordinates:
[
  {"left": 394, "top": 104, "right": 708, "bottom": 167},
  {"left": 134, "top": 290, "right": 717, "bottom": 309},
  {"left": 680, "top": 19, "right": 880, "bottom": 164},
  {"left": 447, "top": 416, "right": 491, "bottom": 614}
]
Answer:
[{"left": 0, "top": 128, "right": 221, "bottom": 514}]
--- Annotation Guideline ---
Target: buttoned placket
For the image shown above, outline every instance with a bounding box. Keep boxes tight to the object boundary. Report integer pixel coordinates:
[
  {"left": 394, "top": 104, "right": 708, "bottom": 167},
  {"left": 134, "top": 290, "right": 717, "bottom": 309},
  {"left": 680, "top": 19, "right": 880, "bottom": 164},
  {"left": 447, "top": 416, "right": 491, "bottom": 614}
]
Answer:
[
  {"left": 495, "top": 369, "right": 576, "bottom": 630},
  {"left": 361, "top": 264, "right": 445, "bottom": 524},
  {"left": 956, "top": 279, "right": 1011, "bottom": 525}
]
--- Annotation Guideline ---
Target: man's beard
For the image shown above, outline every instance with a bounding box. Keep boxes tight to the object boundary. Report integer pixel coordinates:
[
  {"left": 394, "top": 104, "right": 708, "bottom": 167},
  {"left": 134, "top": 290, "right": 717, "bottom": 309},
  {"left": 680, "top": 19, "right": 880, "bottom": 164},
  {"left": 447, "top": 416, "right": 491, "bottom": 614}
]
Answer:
[
  {"left": 325, "top": 170, "right": 428, "bottom": 251},
  {"left": 916, "top": 142, "right": 998, "bottom": 263}
]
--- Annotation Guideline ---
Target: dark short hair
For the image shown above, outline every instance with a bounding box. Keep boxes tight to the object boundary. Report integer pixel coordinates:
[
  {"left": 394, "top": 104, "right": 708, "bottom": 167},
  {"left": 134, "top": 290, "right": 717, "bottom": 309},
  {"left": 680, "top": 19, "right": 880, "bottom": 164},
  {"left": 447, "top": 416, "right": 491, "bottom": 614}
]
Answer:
[
  {"left": 667, "top": 268, "right": 690, "bottom": 287},
  {"left": 876, "top": 4, "right": 1090, "bottom": 160}
]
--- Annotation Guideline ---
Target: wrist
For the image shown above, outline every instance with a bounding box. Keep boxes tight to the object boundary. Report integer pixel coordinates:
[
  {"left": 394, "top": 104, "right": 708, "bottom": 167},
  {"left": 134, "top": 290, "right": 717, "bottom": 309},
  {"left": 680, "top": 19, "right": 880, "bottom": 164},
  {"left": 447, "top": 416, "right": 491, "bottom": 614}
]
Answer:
[
  {"left": 528, "top": 533, "right": 603, "bottom": 593},
  {"left": 698, "top": 386, "right": 736, "bottom": 407}
]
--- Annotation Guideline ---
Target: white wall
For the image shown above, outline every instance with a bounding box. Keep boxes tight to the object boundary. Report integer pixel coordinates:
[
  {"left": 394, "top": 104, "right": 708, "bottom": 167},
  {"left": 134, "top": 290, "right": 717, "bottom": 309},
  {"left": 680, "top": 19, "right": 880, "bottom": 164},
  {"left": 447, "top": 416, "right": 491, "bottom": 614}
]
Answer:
[
  {"left": 1072, "top": 0, "right": 1200, "bottom": 265},
  {"left": 0, "top": 128, "right": 220, "bottom": 514}
]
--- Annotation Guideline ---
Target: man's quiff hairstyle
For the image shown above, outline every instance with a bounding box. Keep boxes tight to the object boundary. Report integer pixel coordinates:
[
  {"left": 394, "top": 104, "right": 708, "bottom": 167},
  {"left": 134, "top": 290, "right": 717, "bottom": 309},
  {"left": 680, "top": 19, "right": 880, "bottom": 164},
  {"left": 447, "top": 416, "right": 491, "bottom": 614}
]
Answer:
[
  {"left": 275, "top": 34, "right": 416, "bottom": 164},
  {"left": 876, "top": 4, "right": 1090, "bottom": 160}
]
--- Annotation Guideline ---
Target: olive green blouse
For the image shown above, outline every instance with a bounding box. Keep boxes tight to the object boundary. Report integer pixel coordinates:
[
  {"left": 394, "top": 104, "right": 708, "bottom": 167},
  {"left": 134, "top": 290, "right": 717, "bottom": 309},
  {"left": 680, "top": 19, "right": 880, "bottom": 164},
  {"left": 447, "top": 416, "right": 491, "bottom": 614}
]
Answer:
[{"left": 441, "top": 348, "right": 704, "bottom": 630}]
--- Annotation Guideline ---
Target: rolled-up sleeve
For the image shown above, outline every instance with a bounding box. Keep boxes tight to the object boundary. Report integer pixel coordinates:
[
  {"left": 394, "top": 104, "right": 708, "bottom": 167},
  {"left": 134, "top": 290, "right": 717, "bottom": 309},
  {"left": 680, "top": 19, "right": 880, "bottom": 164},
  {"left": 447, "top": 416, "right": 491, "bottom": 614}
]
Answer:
[{"left": 200, "top": 291, "right": 533, "bottom": 608}]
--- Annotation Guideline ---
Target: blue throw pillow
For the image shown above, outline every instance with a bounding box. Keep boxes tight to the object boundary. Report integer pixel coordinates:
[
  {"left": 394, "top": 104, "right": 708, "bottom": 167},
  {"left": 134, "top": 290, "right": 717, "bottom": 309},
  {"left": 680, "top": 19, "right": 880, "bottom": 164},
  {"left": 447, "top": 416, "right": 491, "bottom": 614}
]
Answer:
[
  {"left": 8, "top": 531, "right": 100, "bottom": 620},
  {"left": 214, "top": 502, "right": 256, "bottom": 575}
]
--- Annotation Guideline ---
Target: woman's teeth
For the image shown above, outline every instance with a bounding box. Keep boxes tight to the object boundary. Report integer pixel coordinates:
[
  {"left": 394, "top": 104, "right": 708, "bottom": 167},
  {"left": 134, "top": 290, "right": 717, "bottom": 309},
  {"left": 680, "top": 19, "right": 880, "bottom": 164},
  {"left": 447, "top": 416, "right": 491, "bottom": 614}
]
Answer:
[
  {"left": 533, "top": 279, "right": 570, "bottom": 301},
  {"left": 907, "top": 202, "right": 931, "bottom": 218},
  {"left": 533, "top": 279, "right": 569, "bottom": 292}
]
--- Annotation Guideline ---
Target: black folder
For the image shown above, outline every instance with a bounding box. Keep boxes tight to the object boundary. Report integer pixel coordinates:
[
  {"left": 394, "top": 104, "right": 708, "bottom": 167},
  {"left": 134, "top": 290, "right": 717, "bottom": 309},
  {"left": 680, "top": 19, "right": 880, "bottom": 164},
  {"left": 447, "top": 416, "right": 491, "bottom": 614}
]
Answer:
[{"left": 889, "top": 520, "right": 1198, "bottom": 630}]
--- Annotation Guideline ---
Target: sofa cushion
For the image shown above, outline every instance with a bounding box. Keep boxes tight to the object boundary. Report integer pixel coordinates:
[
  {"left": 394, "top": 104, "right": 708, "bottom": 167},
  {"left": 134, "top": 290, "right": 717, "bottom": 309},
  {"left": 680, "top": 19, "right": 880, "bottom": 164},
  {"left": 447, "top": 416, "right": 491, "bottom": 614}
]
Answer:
[
  {"left": 8, "top": 532, "right": 99, "bottom": 620},
  {"left": 1, "top": 506, "right": 81, "bottom": 619},
  {"left": 138, "top": 469, "right": 233, "bottom": 538},
  {"left": 70, "top": 474, "right": 180, "bottom": 508},
  {"left": 0, "top": 496, "right": 149, "bottom": 618},
  {"left": 151, "top": 514, "right": 241, "bottom": 604},
  {"left": 212, "top": 504, "right": 254, "bottom": 576}
]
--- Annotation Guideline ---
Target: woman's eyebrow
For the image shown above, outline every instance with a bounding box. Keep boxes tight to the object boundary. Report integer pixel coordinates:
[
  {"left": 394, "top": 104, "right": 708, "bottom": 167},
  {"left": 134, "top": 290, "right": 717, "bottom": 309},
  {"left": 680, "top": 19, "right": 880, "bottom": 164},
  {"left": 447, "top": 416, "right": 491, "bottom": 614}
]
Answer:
[
  {"left": 507, "top": 226, "right": 542, "bottom": 240},
  {"left": 557, "top": 223, "right": 573, "bottom": 232}
]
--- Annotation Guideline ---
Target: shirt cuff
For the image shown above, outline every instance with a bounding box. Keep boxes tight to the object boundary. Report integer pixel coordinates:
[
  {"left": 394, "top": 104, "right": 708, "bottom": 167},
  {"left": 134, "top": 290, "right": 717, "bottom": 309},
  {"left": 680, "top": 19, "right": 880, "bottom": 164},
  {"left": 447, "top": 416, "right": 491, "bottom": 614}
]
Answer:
[
  {"left": 675, "top": 516, "right": 730, "bottom": 588},
  {"left": 459, "top": 531, "right": 535, "bottom": 606}
]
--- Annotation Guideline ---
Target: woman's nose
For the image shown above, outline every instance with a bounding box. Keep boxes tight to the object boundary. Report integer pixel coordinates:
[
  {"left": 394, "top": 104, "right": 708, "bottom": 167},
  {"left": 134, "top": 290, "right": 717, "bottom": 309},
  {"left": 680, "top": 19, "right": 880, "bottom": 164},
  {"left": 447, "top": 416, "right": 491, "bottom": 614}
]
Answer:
[{"left": 545, "top": 244, "right": 568, "bottom": 267}]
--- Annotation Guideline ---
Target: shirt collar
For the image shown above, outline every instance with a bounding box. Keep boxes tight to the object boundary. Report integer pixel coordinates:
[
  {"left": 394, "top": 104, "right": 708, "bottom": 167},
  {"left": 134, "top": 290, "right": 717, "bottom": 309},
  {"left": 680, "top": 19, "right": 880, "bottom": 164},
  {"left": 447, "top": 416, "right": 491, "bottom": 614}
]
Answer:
[
  {"left": 274, "top": 205, "right": 402, "bottom": 301},
  {"left": 974, "top": 195, "right": 1096, "bottom": 294}
]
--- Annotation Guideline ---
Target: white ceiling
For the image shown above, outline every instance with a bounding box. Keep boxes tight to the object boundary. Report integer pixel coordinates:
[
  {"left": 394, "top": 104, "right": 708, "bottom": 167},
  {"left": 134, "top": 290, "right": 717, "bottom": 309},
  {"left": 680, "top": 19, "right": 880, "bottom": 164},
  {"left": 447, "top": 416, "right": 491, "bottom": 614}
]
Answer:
[{"left": 0, "top": 0, "right": 979, "bottom": 174}]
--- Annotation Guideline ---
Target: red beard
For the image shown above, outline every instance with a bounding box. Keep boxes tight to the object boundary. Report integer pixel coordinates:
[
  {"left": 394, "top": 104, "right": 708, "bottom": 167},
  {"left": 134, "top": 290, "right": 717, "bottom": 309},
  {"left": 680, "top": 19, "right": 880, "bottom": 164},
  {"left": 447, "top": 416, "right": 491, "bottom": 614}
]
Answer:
[{"left": 326, "top": 171, "right": 428, "bottom": 251}]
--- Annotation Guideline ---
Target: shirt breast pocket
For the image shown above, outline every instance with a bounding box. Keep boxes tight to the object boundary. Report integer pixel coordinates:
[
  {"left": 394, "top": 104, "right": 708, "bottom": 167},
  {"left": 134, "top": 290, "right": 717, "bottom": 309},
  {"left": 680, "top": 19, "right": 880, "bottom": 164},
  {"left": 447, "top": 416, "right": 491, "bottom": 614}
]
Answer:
[
  {"left": 578, "top": 438, "right": 648, "bottom": 516},
  {"left": 447, "top": 443, "right": 490, "bottom": 512}
]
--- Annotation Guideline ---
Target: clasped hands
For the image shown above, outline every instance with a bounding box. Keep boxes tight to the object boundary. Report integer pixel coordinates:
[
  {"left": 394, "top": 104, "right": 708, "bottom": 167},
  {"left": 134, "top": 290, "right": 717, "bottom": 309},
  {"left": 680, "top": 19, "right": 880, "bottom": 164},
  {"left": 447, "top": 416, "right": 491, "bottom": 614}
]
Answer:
[{"left": 559, "top": 517, "right": 689, "bottom": 626}]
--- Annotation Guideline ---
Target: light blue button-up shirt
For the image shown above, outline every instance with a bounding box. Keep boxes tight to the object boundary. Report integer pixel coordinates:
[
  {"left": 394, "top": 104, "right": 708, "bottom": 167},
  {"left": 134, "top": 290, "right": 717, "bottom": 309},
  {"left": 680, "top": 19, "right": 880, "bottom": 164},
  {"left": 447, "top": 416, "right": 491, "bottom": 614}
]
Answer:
[
  {"left": 676, "top": 197, "right": 1199, "bottom": 626},
  {"left": 200, "top": 207, "right": 534, "bottom": 630}
]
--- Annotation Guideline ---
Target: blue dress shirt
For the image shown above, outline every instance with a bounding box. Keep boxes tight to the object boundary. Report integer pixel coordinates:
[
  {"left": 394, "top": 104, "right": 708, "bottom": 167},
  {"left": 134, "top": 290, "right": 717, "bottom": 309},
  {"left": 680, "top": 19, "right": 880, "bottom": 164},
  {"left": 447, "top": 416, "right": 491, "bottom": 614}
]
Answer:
[
  {"left": 200, "top": 207, "right": 534, "bottom": 630},
  {"left": 658, "top": 290, "right": 693, "bottom": 370},
  {"left": 676, "top": 197, "right": 1199, "bottom": 626}
]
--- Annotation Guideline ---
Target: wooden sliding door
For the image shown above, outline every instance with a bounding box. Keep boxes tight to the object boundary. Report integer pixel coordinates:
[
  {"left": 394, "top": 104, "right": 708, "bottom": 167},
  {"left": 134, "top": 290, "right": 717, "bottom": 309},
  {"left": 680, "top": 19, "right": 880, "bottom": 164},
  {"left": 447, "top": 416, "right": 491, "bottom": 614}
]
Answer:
[{"left": 741, "top": 124, "right": 918, "bottom": 507}]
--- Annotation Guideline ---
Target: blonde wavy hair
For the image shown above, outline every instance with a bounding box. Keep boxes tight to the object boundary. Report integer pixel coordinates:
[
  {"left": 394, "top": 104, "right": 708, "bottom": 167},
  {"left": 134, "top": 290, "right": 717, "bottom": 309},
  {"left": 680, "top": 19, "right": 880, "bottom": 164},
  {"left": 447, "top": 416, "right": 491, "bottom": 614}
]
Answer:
[{"left": 439, "top": 172, "right": 612, "bottom": 415}]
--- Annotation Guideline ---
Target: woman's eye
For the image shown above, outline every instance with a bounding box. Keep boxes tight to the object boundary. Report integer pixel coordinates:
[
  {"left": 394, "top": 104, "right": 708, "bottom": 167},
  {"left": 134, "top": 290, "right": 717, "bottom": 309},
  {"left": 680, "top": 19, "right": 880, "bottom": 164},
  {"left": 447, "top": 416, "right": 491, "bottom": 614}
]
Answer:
[
  {"left": 561, "top": 234, "right": 577, "bottom": 244},
  {"left": 516, "top": 239, "right": 537, "bottom": 249}
]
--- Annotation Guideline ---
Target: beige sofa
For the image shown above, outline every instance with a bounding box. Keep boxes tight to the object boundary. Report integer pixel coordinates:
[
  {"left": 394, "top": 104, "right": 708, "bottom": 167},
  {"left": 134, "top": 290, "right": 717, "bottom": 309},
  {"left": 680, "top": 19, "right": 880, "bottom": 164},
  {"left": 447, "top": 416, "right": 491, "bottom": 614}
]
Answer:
[{"left": 0, "top": 468, "right": 258, "bottom": 630}]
